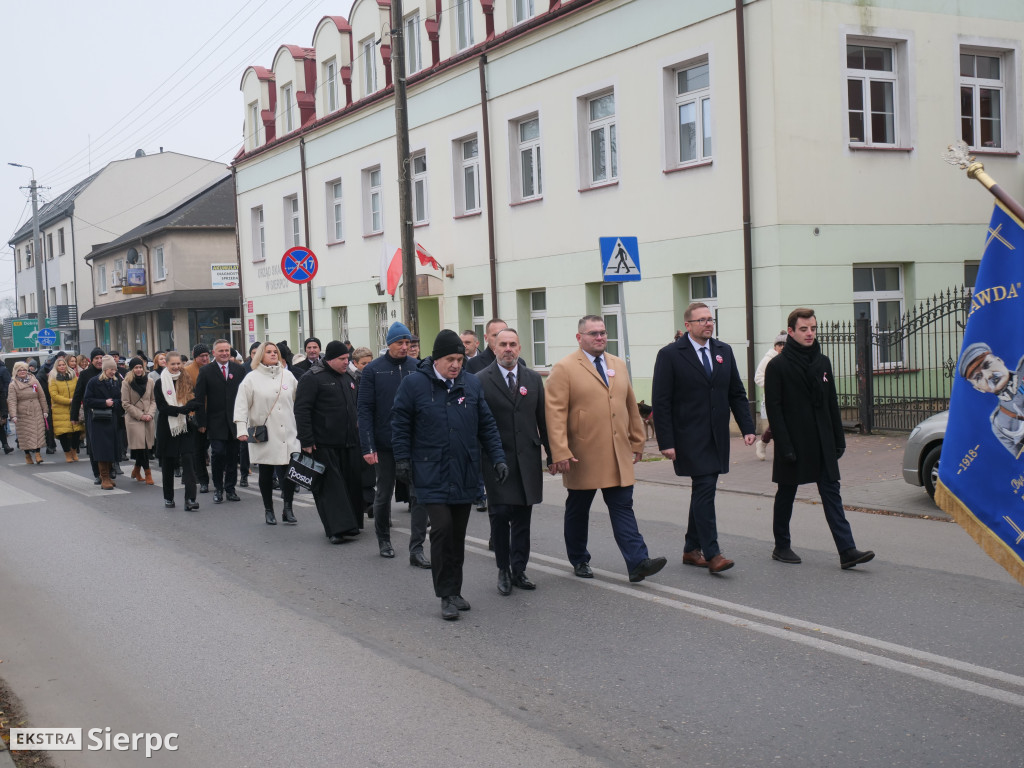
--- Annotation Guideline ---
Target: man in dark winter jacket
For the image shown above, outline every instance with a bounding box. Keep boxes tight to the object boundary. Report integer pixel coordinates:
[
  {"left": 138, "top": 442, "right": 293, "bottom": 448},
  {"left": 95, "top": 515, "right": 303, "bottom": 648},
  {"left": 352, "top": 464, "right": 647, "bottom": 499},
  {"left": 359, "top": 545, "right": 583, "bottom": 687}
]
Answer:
[
  {"left": 764, "top": 307, "right": 875, "bottom": 569},
  {"left": 392, "top": 329, "right": 507, "bottom": 620},
  {"left": 292, "top": 337, "right": 322, "bottom": 376},
  {"left": 357, "top": 321, "right": 429, "bottom": 564},
  {"left": 70, "top": 348, "right": 106, "bottom": 482},
  {"left": 295, "top": 341, "right": 363, "bottom": 544}
]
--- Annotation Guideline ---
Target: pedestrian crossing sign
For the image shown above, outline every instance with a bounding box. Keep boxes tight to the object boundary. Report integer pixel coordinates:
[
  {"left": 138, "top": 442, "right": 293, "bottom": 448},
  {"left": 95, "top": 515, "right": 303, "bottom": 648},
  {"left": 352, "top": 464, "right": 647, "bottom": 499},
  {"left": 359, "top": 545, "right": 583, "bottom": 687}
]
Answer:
[{"left": 599, "top": 237, "right": 641, "bottom": 282}]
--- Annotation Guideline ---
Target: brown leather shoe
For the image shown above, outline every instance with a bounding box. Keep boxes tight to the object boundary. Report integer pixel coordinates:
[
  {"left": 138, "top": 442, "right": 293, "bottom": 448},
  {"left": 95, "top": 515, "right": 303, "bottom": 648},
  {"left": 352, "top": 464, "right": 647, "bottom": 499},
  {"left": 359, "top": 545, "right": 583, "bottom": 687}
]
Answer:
[
  {"left": 706, "top": 554, "right": 735, "bottom": 574},
  {"left": 682, "top": 550, "right": 708, "bottom": 568}
]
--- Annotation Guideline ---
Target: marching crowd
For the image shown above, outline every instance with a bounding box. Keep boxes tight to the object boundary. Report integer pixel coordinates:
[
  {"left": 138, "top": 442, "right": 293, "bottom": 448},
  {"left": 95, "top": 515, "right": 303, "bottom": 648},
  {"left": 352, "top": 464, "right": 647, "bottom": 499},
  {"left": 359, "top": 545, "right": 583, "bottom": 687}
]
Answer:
[{"left": 1, "top": 303, "right": 875, "bottom": 621}]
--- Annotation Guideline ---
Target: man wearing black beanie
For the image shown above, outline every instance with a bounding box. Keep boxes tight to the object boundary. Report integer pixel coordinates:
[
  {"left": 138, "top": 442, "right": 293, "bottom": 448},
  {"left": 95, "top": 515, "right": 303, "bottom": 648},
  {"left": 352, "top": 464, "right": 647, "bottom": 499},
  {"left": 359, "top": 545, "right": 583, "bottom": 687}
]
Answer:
[
  {"left": 391, "top": 329, "right": 508, "bottom": 620},
  {"left": 293, "top": 337, "right": 322, "bottom": 376}
]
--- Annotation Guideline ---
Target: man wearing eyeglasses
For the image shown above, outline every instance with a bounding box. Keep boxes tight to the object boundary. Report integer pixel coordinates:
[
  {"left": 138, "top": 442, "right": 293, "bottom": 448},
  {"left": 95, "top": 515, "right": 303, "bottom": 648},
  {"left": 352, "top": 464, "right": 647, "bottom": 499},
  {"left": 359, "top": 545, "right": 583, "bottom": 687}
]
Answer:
[
  {"left": 652, "top": 302, "right": 756, "bottom": 574},
  {"left": 546, "top": 315, "right": 668, "bottom": 583}
]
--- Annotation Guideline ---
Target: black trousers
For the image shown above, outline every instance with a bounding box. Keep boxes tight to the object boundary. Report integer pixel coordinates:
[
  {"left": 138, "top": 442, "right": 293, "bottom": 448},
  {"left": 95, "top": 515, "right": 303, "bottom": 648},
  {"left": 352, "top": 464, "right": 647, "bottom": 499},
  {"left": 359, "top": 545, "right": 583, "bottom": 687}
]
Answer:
[
  {"left": 57, "top": 432, "right": 81, "bottom": 452},
  {"left": 130, "top": 448, "right": 150, "bottom": 470},
  {"left": 489, "top": 503, "right": 533, "bottom": 573},
  {"left": 238, "top": 440, "right": 250, "bottom": 475},
  {"left": 427, "top": 503, "right": 471, "bottom": 598},
  {"left": 193, "top": 430, "right": 210, "bottom": 484},
  {"left": 162, "top": 454, "right": 196, "bottom": 502},
  {"left": 684, "top": 473, "right": 722, "bottom": 560},
  {"left": 310, "top": 445, "right": 361, "bottom": 538},
  {"left": 259, "top": 464, "right": 293, "bottom": 510},
  {"left": 210, "top": 437, "right": 239, "bottom": 492}
]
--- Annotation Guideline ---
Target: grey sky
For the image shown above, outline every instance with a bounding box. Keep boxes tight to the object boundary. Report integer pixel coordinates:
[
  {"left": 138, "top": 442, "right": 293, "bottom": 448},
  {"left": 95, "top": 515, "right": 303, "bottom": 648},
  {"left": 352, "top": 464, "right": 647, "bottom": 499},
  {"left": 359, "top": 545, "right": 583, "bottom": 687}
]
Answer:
[{"left": 1, "top": 0, "right": 354, "bottom": 303}]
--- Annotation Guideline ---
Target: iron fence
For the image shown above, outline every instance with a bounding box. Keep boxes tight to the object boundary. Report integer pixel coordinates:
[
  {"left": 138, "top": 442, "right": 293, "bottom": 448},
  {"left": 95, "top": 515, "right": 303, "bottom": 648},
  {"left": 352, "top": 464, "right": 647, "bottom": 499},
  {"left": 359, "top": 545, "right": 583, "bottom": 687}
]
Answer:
[{"left": 817, "top": 286, "right": 971, "bottom": 432}]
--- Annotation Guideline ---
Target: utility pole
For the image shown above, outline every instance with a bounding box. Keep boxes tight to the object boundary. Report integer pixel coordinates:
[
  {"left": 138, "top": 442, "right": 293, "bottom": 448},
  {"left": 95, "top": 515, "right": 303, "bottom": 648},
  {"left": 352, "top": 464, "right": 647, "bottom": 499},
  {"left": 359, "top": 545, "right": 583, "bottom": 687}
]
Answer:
[
  {"left": 391, "top": 0, "right": 418, "bottom": 336},
  {"left": 8, "top": 163, "right": 46, "bottom": 325}
]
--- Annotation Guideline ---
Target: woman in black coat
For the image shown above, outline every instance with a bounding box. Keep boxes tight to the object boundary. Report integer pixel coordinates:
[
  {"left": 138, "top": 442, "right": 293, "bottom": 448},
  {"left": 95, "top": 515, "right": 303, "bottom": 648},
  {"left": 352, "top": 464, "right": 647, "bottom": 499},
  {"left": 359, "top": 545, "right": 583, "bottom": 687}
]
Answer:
[
  {"left": 83, "top": 356, "right": 123, "bottom": 490},
  {"left": 154, "top": 351, "right": 200, "bottom": 510}
]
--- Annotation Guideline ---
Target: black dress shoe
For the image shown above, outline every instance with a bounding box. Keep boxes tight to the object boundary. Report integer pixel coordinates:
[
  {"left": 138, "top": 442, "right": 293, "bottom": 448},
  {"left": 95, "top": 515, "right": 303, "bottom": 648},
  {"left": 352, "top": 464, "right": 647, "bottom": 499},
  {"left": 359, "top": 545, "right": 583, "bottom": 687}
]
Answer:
[
  {"left": 184, "top": 499, "right": 199, "bottom": 511},
  {"left": 840, "top": 548, "right": 875, "bottom": 569},
  {"left": 281, "top": 503, "right": 296, "bottom": 524},
  {"left": 629, "top": 556, "right": 668, "bottom": 583},
  {"left": 511, "top": 571, "right": 536, "bottom": 590},
  {"left": 213, "top": 491, "right": 224, "bottom": 504},
  {"left": 410, "top": 552, "right": 431, "bottom": 568},
  {"left": 475, "top": 497, "right": 487, "bottom": 512},
  {"left": 573, "top": 562, "right": 593, "bottom": 578},
  {"left": 328, "top": 534, "right": 346, "bottom": 544},
  {"left": 772, "top": 547, "right": 802, "bottom": 564},
  {"left": 226, "top": 491, "right": 241, "bottom": 502},
  {"left": 199, "top": 483, "right": 208, "bottom": 493},
  {"left": 174, "top": 467, "right": 182, "bottom": 478},
  {"left": 238, "top": 477, "right": 248, "bottom": 488},
  {"left": 94, "top": 476, "right": 102, "bottom": 485},
  {"left": 497, "top": 569, "right": 513, "bottom": 596},
  {"left": 441, "top": 597, "right": 460, "bottom": 621},
  {"left": 3, "top": 446, "right": 14, "bottom": 455},
  {"left": 488, "top": 536, "right": 494, "bottom": 551},
  {"left": 450, "top": 594, "right": 471, "bottom": 611},
  {"left": 265, "top": 508, "right": 277, "bottom": 525},
  {"left": 378, "top": 539, "right": 395, "bottom": 558},
  {"left": 164, "top": 499, "right": 175, "bottom": 508},
  {"left": 271, "top": 476, "right": 280, "bottom": 490}
]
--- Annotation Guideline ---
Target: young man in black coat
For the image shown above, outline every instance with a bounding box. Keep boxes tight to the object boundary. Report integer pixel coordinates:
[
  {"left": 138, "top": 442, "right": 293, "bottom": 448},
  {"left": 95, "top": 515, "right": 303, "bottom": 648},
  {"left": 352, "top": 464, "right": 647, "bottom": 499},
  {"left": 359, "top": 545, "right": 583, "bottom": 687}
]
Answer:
[
  {"left": 652, "top": 302, "right": 756, "bottom": 574},
  {"left": 294, "top": 341, "right": 363, "bottom": 544},
  {"left": 71, "top": 348, "right": 106, "bottom": 482},
  {"left": 764, "top": 307, "right": 875, "bottom": 569},
  {"left": 477, "top": 328, "right": 551, "bottom": 595},
  {"left": 194, "top": 339, "right": 246, "bottom": 503}
]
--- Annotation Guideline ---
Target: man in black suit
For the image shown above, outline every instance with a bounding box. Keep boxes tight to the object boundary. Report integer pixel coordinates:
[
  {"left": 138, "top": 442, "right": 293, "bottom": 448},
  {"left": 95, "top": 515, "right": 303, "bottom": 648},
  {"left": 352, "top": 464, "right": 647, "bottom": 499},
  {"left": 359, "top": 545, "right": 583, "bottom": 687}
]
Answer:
[
  {"left": 477, "top": 328, "right": 551, "bottom": 595},
  {"left": 652, "top": 302, "right": 756, "bottom": 574},
  {"left": 466, "top": 318, "right": 507, "bottom": 375},
  {"left": 195, "top": 338, "right": 246, "bottom": 504}
]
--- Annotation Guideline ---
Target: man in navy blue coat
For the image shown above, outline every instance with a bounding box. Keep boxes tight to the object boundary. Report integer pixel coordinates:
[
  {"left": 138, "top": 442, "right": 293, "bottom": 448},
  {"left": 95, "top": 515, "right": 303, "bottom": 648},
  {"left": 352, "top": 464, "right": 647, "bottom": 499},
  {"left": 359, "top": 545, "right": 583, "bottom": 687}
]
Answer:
[
  {"left": 652, "top": 302, "right": 756, "bottom": 574},
  {"left": 357, "top": 321, "right": 429, "bottom": 564},
  {"left": 392, "top": 330, "right": 507, "bottom": 621}
]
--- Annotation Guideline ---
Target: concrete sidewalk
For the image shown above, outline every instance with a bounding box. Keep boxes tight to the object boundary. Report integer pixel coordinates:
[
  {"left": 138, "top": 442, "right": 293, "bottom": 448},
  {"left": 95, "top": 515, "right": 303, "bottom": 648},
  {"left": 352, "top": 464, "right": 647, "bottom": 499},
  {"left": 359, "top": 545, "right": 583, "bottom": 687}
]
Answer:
[{"left": 637, "top": 432, "right": 950, "bottom": 522}]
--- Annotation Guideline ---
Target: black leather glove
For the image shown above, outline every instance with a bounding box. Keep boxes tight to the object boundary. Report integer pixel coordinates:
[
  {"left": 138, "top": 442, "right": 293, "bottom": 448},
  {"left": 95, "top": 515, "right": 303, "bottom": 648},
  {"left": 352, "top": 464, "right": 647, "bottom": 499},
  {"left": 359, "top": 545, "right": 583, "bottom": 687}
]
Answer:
[
  {"left": 395, "top": 459, "right": 412, "bottom": 485},
  {"left": 494, "top": 462, "right": 509, "bottom": 485},
  {"left": 782, "top": 452, "right": 797, "bottom": 464}
]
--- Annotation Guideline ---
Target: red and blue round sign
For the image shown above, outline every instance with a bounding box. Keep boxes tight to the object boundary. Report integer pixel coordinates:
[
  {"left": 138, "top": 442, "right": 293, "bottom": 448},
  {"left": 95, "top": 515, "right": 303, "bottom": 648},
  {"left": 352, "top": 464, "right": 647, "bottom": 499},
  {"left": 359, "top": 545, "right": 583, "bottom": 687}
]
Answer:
[{"left": 281, "top": 247, "right": 318, "bottom": 284}]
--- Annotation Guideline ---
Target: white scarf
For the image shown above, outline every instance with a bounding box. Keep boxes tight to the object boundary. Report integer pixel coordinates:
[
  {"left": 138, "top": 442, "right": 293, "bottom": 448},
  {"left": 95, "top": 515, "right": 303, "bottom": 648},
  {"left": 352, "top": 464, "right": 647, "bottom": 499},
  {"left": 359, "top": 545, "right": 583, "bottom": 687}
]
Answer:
[{"left": 160, "top": 369, "right": 189, "bottom": 436}]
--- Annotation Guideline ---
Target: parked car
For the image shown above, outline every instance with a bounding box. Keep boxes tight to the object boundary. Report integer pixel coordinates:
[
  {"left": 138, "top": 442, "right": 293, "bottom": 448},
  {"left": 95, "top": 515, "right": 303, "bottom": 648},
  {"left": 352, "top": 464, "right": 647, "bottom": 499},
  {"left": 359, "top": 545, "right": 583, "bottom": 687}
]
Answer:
[{"left": 902, "top": 411, "right": 948, "bottom": 499}]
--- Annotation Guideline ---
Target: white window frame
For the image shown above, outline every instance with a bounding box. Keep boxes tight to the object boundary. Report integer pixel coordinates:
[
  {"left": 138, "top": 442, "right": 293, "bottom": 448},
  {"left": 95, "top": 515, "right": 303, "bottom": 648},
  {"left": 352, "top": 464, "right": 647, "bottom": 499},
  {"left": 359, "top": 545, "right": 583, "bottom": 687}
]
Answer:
[
  {"left": 959, "top": 45, "right": 1010, "bottom": 151},
  {"left": 281, "top": 83, "right": 294, "bottom": 133},
  {"left": 324, "top": 59, "right": 338, "bottom": 113},
  {"left": 49, "top": 286, "right": 56, "bottom": 308},
  {"left": 511, "top": 114, "right": 542, "bottom": 203},
  {"left": 579, "top": 89, "right": 618, "bottom": 187},
  {"left": 60, "top": 283, "right": 68, "bottom": 304},
  {"left": 248, "top": 101, "right": 260, "bottom": 148},
  {"left": 46, "top": 233, "right": 53, "bottom": 260},
  {"left": 600, "top": 283, "right": 623, "bottom": 358},
  {"left": 665, "top": 58, "right": 712, "bottom": 168},
  {"left": 471, "top": 295, "right": 486, "bottom": 339},
  {"left": 363, "top": 166, "right": 383, "bottom": 235},
  {"left": 853, "top": 264, "right": 905, "bottom": 368},
  {"left": 154, "top": 246, "right": 167, "bottom": 281},
  {"left": 251, "top": 206, "right": 266, "bottom": 262},
  {"left": 529, "top": 289, "right": 548, "bottom": 367},
  {"left": 845, "top": 41, "right": 897, "bottom": 146},
  {"left": 454, "top": 135, "right": 481, "bottom": 215},
  {"left": 455, "top": 0, "right": 474, "bottom": 52},
  {"left": 334, "top": 306, "right": 350, "bottom": 342},
  {"left": 513, "top": 0, "right": 535, "bottom": 25},
  {"left": 362, "top": 38, "right": 377, "bottom": 96},
  {"left": 114, "top": 258, "right": 124, "bottom": 282},
  {"left": 97, "top": 264, "right": 108, "bottom": 296},
  {"left": 371, "top": 302, "right": 390, "bottom": 351},
  {"left": 285, "top": 195, "right": 301, "bottom": 247},
  {"left": 327, "top": 179, "right": 344, "bottom": 242},
  {"left": 411, "top": 151, "right": 429, "bottom": 225},
  {"left": 689, "top": 273, "right": 719, "bottom": 332},
  {"left": 840, "top": 30, "right": 914, "bottom": 149},
  {"left": 57, "top": 227, "right": 65, "bottom": 255},
  {"left": 405, "top": 13, "right": 422, "bottom": 74}
]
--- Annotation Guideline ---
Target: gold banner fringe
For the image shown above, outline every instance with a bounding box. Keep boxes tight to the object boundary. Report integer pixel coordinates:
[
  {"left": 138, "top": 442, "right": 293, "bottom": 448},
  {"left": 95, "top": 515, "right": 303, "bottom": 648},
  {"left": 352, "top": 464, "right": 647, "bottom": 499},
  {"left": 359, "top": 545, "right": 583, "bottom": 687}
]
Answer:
[{"left": 935, "top": 480, "right": 1024, "bottom": 588}]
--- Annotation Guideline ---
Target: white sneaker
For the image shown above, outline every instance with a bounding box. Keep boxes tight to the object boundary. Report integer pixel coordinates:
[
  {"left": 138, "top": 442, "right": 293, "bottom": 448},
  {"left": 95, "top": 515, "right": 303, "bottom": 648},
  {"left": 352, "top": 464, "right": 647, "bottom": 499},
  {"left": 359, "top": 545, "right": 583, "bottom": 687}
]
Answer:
[{"left": 755, "top": 440, "right": 767, "bottom": 461}]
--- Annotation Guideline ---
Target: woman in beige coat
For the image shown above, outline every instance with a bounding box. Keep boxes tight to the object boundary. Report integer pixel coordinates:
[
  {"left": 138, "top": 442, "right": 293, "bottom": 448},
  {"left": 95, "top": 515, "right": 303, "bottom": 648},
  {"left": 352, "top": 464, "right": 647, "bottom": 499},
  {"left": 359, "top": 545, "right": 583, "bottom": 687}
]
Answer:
[
  {"left": 121, "top": 357, "right": 157, "bottom": 484},
  {"left": 8, "top": 361, "right": 49, "bottom": 464}
]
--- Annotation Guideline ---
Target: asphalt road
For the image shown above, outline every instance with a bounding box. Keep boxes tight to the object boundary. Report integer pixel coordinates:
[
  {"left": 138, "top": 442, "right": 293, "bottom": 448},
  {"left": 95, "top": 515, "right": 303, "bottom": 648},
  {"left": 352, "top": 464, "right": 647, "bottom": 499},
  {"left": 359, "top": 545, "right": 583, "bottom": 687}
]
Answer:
[{"left": 0, "top": 459, "right": 1021, "bottom": 767}]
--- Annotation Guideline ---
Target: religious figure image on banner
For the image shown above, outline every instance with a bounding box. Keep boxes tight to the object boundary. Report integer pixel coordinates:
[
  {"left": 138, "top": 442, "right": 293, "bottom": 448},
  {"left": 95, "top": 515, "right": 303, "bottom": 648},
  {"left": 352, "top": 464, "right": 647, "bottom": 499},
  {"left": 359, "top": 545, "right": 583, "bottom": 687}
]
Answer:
[{"left": 937, "top": 198, "right": 1024, "bottom": 588}]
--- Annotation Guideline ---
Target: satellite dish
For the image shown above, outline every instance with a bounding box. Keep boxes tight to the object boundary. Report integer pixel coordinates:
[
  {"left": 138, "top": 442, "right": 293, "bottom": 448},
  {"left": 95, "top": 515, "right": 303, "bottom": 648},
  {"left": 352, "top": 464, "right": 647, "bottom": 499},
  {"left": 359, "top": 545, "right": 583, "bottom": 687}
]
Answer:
[
  {"left": 126, "top": 247, "right": 140, "bottom": 265},
  {"left": 135, "top": 149, "right": 146, "bottom": 158}
]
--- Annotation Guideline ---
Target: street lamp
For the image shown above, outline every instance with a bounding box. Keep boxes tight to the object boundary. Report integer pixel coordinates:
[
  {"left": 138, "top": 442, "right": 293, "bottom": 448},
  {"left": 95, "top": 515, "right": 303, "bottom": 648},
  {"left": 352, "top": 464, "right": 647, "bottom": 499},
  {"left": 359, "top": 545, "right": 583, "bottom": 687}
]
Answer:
[{"left": 8, "top": 162, "right": 47, "bottom": 326}]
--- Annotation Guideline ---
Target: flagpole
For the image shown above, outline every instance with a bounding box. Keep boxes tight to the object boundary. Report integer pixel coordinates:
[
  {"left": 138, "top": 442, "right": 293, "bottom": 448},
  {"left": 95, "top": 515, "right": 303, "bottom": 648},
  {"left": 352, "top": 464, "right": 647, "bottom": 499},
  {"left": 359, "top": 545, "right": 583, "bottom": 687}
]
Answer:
[{"left": 944, "top": 140, "right": 1024, "bottom": 222}]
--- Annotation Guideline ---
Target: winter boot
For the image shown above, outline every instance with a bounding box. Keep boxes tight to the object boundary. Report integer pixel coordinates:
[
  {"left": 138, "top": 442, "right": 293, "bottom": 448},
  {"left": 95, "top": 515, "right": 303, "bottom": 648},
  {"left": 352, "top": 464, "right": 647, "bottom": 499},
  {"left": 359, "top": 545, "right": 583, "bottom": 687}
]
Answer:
[
  {"left": 131, "top": 466, "right": 143, "bottom": 482},
  {"left": 33, "top": 451, "right": 44, "bottom": 464},
  {"left": 25, "top": 453, "right": 33, "bottom": 465},
  {"left": 65, "top": 451, "right": 74, "bottom": 463},
  {"left": 99, "top": 462, "right": 114, "bottom": 490},
  {"left": 144, "top": 469, "right": 154, "bottom": 485}
]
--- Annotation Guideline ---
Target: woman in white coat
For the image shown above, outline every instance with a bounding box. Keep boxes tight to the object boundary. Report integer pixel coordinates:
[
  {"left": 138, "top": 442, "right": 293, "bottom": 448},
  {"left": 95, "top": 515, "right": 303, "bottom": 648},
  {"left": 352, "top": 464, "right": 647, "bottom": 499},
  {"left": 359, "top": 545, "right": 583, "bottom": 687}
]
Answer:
[{"left": 234, "top": 342, "right": 300, "bottom": 525}]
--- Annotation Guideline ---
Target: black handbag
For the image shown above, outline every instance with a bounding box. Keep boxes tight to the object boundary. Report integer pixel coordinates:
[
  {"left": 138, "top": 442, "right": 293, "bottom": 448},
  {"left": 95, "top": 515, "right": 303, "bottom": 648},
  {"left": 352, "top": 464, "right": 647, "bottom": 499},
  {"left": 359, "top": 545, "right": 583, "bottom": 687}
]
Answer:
[
  {"left": 287, "top": 451, "right": 325, "bottom": 492},
  {"left": 247, "top": 425, "right": 269, "bottom": 443},
  {"left": 91, "top": 408, "right": 113, "bottom": 421}
]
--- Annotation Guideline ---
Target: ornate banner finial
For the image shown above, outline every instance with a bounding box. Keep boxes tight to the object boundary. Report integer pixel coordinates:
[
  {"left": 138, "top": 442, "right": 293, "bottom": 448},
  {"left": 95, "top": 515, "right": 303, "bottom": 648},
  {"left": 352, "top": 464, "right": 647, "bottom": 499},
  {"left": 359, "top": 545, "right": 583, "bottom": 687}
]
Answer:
[{"left": 942, "top": 140, "right": 975, "bottom": 170}]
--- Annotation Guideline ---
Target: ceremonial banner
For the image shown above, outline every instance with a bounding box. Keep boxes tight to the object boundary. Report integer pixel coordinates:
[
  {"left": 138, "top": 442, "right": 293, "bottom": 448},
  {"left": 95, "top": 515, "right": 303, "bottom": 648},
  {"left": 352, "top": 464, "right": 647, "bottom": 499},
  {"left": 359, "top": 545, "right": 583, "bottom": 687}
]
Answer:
[{"left": 936, "top": 201, "right": 1024, "bottom": 587}]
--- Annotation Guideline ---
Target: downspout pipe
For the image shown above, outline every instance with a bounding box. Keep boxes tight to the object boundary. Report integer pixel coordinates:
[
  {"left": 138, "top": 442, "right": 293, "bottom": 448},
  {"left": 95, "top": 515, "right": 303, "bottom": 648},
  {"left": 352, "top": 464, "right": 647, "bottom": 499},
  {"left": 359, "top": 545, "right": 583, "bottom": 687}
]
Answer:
[
  {"left": 479, "top": 54, "right": 498, "bottom": 318},
  {"left": 735, "top": 0, "right": 756, "bottom": 419}
]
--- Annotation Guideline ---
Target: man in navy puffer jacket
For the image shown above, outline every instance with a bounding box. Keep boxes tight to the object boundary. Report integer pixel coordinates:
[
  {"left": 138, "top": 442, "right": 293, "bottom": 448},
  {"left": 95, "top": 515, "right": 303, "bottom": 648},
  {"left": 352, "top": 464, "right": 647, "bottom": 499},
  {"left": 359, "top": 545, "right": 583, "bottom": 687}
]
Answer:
[{"left": 392, "top": 329, "right": 507, "bottom": 621}]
